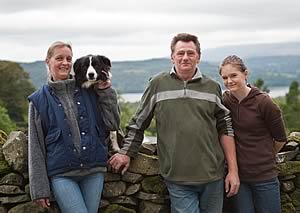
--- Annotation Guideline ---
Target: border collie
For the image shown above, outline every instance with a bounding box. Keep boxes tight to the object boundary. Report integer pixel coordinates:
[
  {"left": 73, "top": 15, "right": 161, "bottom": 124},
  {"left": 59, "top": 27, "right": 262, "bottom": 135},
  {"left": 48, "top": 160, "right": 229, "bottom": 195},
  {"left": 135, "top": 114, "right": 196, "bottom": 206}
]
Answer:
[
  {"left": 73, "top": 54, "right": 121, "bottom": 153},
  {"left": 73, "top": 54, "right": 112, "bottom": 88}
]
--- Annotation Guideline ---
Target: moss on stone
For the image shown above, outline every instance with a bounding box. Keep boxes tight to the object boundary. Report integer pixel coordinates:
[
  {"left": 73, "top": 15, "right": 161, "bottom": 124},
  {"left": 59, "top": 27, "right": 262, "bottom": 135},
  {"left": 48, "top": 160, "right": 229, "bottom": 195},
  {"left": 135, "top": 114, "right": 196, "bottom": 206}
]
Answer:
[
  {"left": 281, "top": 202, "right": 296, "bottom": 213},
  {"left": 290, "top": 189, "right": 300, "bottom": 207},
  {"left": 141, "top": 176, "right": 168, "bottom": 194},
  {"left": 281, "top": 193, "right": 292, "bottom": 204},
  {"left": 103, "top": 204, "right": 136, "bottom": 213},
  {"left": 0, "top": 160, "right": 12, "bottom": 175},
  {"left": 277, "top": 161, "right": 300, "bottom": 177}
]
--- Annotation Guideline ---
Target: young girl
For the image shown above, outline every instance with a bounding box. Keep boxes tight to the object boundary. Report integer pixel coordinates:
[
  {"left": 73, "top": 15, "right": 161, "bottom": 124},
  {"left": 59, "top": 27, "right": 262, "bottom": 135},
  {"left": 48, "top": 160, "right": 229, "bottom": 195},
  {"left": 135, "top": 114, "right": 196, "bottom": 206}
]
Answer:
[{"left": 219, "top": 55, "right": 286, "bottom": 213}]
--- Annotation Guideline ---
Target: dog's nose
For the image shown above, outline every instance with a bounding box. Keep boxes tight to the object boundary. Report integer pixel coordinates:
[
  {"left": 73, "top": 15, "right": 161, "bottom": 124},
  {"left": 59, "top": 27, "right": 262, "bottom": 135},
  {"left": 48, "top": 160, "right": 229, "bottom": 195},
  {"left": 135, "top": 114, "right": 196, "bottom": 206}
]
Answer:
[{"left": 88, "top": 73, "right": 95, "bottom": 79}]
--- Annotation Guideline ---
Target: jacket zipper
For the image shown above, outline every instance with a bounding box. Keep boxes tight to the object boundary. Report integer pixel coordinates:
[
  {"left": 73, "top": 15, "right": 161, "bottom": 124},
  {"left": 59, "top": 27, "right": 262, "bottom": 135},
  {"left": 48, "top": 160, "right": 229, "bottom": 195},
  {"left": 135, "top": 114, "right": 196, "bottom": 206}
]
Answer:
[
  {"left": 237, "top": 103, "right": 240, "bottom": 121},
  {"left": 183, "top": 81, "right": 187, "bottom": 96}
]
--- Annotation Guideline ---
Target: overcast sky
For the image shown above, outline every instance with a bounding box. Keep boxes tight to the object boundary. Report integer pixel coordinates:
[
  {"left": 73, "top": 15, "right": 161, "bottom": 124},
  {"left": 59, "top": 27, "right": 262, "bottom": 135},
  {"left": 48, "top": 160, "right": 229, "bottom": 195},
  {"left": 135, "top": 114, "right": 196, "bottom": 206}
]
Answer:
[{"left": 0, "top": 0, "right": 299, "bottom": 62}]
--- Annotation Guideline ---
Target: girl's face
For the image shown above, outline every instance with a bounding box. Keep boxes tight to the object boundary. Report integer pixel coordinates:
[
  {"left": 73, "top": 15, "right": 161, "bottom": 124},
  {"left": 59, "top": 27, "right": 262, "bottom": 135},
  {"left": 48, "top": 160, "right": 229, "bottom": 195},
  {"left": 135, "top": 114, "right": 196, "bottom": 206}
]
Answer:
[
  {"left": 46, "top": 46, "right": 72, "bottom": 81},
  {"left": 220, "top": 64, "right": 248, "bottom": 92}
]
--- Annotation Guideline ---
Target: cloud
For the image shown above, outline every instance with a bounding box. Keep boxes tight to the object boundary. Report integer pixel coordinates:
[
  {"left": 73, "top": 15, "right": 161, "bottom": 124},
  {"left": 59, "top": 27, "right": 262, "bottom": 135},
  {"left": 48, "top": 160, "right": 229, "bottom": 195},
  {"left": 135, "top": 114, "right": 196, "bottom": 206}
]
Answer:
[{"left": 0, "top": 0, "right": 299, "bottom": 62}]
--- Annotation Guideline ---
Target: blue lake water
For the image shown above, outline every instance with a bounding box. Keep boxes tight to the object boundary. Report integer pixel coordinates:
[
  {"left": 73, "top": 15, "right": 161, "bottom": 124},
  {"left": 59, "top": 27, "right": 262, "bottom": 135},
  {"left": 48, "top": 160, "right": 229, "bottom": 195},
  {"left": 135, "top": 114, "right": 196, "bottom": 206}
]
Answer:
[{"left": 121, "top": 86, "right": 290, "bottom": 103}]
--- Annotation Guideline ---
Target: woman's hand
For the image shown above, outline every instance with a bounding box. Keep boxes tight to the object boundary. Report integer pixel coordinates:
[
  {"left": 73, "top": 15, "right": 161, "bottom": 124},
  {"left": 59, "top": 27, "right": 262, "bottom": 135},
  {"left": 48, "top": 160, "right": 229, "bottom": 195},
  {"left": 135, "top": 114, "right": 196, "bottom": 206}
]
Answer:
[
  {"left": 98, "top": 71, "right": 112, "bottom": 89},
  {"left": 35, "top": 198, "right": 50, "bottom": 208},
  {"left": 108, "top": 153, "right": 130, "bottom": 175}
]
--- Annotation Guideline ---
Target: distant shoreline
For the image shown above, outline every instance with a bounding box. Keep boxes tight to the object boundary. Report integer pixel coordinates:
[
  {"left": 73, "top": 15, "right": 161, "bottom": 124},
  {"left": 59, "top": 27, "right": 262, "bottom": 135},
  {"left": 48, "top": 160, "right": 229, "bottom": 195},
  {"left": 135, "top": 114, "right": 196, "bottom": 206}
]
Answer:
[{"left": 120, "top": 86, "right": 290, "bottom": 103}]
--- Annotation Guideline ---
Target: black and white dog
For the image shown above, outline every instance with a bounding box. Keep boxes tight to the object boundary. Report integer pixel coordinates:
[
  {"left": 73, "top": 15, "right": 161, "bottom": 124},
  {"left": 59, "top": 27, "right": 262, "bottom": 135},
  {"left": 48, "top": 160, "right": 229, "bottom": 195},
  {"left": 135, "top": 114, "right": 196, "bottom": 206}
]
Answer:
[
  {"left": 73, "top": 54, "right": 121, "bottom": 153},
  {"left": 73, "top": 54, "right": 112, "bottom": 88}
]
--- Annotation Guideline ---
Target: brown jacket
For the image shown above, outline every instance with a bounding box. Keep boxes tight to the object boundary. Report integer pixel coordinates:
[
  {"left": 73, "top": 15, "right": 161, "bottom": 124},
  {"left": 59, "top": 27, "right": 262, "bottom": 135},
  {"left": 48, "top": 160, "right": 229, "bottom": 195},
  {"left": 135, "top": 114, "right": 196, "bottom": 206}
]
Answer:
[{"left": 223, "top": 86, "right": 286, "bottom": 182}]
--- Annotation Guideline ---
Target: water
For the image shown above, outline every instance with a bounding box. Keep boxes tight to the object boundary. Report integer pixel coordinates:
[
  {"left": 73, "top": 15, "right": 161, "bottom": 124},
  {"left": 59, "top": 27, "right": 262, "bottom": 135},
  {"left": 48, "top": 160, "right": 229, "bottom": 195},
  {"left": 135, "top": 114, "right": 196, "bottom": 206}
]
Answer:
[
  {"left": 121, "top": 93, "right": 143, "bottom": 102},
  {"left": 121, "top": 86, "right": 290, "bottom": 103},
  {"left": 268, "top": 86, "right": 290, "bottom": 98}
]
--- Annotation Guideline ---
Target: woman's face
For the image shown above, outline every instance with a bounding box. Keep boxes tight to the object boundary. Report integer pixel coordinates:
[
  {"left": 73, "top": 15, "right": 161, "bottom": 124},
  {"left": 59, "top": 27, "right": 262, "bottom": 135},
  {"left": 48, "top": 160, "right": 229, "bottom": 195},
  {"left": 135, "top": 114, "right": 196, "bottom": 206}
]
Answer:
[
  {"left": 46, "top": 46, "right": 72, "bottom": 81},
  {"left": 220, "top": 64, "right": 248, "bottom": 92}
]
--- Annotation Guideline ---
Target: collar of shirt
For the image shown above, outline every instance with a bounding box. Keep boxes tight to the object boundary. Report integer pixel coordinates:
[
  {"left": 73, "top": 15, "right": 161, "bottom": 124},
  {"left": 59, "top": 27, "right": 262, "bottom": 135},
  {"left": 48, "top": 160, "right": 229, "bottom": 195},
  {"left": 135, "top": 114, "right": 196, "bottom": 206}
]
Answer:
[{"left": 169, "top": 66, "right": 203, "bottom": 80}]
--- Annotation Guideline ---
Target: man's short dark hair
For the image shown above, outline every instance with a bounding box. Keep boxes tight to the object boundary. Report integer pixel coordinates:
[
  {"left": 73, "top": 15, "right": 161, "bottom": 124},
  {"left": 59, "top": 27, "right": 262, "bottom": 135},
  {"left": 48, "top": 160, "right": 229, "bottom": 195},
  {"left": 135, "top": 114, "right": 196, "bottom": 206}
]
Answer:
[{"left": 170, "top": 33, "right": 201, "bottom": 56}]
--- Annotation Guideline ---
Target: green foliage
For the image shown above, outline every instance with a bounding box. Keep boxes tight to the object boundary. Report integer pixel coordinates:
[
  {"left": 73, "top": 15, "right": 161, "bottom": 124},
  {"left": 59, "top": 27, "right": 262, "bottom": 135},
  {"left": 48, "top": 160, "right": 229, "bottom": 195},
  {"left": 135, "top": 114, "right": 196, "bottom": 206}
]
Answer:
[
  {"left": 0, "top": 105, "right": 16, "bottom": 134},
  {"left": 282, "top": 81, "right": 300, "bottom": 132},
  {"left": 118, "top": 96, "right": 138, "bottom": 132},
  {"left": 22, "top": 56, "right": 300, "bottom": 93},
  {"left": 0, "top": 60, "right": 36, "bottom": 127},
  {"left": 0, "top": 129, "right": 7, "bottom": 146},
  {"left": 253, "top": 78, "right": 270, "bottom": 93},
  {"left": 118, "top": 95, "right": 157, "bottom": 136}
]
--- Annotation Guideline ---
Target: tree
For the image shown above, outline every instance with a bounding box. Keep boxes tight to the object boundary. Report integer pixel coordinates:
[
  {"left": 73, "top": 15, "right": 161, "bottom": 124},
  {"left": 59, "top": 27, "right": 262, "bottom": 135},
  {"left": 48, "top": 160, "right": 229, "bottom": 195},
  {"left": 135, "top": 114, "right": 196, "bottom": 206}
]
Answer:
[
  {"left": 0, "top": 105, "right": 16, "bottom": 134},
  {"left": 253, "top": 78, "right": 270, "bottom": 93},
  {"left": 118, "top": 95, "right": 157, "bottom": 136},
  {"left": 0, "top": 61, "right": 36, "bottom": 127},
  {"left": 282, "top": 81, "right": 300, "bottom": 132}
]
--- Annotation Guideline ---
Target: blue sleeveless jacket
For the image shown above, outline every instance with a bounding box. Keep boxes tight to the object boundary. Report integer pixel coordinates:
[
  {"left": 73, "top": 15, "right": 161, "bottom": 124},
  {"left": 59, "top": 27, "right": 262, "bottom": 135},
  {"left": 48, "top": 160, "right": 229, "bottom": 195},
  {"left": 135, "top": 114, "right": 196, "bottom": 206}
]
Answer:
[{"left": 28, "top": 85, "right": 108, "bottom": 176}]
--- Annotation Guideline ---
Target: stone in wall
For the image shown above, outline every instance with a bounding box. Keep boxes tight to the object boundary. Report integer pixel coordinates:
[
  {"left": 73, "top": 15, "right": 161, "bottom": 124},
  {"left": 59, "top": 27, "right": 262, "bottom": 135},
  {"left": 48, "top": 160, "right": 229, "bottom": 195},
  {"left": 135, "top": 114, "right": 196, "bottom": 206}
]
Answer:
[
  {"left": 282, "top": 202, "right": 296, "bottom": 213},
  {"left": 103, "top": 204, "right": 136, "bottom": 213},
  {"left": 0, "top": 173, "right": 24, "bottom": 187},
  {"left": 125, "top": 184, "right": 141, "bottom": 196},
  {"left": 139, "top": 200, "right": 170, "bottom": 213},
  {"left": 110, "top": 196, "right": 138, "bottom": 206},
  {"left": 0, "top": 194, "right": 30, "bottom": 204},
  {"left": 101, "top": 138, "right": 170, "bottom": 212},
  {"left": 277, "top": 132, "right": 300, "bottom": 213},
  {"left": 290, "top": 189, "right": 300, "bottom": 207},
  {"left": 128, "top": 153, "right": 159, "bottom": 176},
  {"left": 0, "top": 130, "right": 299, "bottom": 212},
  {"left": 122, "top": 171, "right": 143, "bottom": 184},
  {"left": 295, "top": 174, "right": 300, "bottom": 188},
  {"left": 141, "top": 176, "right": 167, "bottom": 194},
  {"left": 2, "top": 131, "right": 28, "bottom": 174},
  {"left": 103, "top": 181, "right": 127, "bottom": 198},
  {"left": 0, "top": 185, "right": 25, "bottom": 195},
  {"left": 0, "top": 160, "right": 11, "bottom": 176},
  {"left": 0, "top": 206, "right": 7, "bottom": 213}
]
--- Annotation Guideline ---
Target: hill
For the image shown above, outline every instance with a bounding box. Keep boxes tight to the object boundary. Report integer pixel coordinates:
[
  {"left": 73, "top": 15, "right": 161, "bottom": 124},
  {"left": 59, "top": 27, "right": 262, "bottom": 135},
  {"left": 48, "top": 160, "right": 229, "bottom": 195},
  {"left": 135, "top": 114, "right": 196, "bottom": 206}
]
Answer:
[
  {"left": 203, "top": 42, "right": 300, "bottom": 62},
  {"left": 19, "top": 55, "right": 300, "bottom": 93}
]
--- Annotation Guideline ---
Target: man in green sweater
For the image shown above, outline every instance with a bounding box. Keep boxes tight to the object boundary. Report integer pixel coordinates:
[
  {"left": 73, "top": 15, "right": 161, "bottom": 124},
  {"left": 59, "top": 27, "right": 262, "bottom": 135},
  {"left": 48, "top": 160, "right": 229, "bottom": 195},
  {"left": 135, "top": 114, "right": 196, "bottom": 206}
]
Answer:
[{"left": 109, "top": 33, "right": 239, "bottom": 213}]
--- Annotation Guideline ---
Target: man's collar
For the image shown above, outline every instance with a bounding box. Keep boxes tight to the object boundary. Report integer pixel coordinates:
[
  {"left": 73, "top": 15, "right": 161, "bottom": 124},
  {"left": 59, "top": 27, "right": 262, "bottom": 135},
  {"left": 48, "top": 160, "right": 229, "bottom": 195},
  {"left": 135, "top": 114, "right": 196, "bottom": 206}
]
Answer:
[{"left": 170, "top": 66, "right": 203, "bottom": 80}]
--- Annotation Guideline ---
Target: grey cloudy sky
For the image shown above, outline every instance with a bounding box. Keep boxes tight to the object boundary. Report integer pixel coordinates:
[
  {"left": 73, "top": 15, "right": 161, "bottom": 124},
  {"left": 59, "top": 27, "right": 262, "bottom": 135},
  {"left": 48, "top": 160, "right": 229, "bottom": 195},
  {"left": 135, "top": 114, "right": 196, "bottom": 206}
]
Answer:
[{"left": 0, "top": 0, "right": 299, "bottom": 62}]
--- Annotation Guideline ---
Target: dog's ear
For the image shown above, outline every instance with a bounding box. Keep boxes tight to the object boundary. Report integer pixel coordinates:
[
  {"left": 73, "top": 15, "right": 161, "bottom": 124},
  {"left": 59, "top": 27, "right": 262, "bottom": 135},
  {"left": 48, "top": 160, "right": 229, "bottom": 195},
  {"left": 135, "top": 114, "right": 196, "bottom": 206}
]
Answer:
[
  {"left": 73, "top": 58, "right": 80, "bottom": 74},
  {"left": 96, "top": 55, "right": 111, "bottom": 68},
  {"left": 73, "top": 57, "right": 87, "bottom": 87}
]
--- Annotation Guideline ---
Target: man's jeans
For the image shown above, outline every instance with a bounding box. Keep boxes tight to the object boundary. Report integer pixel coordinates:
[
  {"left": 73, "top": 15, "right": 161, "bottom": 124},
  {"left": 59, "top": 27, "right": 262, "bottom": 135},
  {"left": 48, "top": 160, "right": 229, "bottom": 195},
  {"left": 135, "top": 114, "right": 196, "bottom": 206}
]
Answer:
[
  {"left": 51, "top": 172, "right": 104, "bottom": 213},
  {"left": 234, "top": 177, "right": 281, "bottom": 213},
  {"left": 165, "top": 179, "right": 224, "bottom": 213}
]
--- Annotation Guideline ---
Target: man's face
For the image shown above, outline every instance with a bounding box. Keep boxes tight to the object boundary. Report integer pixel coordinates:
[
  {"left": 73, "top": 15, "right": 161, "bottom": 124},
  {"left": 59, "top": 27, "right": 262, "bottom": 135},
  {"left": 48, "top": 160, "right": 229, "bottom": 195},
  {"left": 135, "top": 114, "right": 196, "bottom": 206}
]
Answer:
[{"left": 171, "top": 41, "right": 200, "bottom": 76}]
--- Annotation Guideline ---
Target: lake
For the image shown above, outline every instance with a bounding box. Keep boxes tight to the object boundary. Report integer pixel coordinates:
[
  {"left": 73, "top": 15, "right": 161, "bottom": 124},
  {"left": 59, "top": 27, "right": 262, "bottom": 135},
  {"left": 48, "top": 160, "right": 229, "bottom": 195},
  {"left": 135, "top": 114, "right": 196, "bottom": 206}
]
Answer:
[{"left": 121, "top": 86, "right": 290, "bottom": 103}]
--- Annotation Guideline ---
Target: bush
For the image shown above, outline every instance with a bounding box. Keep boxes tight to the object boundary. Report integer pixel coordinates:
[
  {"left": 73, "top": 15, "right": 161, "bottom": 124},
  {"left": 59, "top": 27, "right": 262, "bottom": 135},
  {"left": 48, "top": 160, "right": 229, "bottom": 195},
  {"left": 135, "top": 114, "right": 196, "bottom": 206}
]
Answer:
[{"left": 0, "top": 105, "right": 16, "bottom": 134}]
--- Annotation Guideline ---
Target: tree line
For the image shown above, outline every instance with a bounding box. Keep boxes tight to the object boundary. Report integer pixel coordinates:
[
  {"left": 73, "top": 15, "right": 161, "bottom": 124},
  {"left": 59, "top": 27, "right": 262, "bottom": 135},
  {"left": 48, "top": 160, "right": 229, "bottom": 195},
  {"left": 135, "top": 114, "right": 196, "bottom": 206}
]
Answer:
[
  {"left": 119, "top": 79, "right": 300, "bottom": 136},
  {"left": 0, "top": 60, "right": 299, "bottom": 135}
]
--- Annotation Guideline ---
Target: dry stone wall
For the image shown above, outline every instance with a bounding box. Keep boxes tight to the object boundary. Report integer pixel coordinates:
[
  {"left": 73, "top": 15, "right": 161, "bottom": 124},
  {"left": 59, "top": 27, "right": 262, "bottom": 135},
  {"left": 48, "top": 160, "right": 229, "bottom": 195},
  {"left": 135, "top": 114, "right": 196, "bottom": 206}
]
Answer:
[{"left": 0, "top": 131, "right": 299, "bottom": 213}]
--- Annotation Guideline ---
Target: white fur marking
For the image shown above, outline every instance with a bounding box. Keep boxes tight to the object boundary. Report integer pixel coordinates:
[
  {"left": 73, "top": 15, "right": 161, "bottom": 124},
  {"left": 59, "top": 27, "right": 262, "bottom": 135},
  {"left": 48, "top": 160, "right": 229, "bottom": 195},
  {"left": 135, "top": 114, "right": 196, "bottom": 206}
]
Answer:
[
  {"left": 109, "top": 131, "right": 120, "bottom": 152},
  {"left": 86, "top": 56, "right": 98, "bottom": 81}
]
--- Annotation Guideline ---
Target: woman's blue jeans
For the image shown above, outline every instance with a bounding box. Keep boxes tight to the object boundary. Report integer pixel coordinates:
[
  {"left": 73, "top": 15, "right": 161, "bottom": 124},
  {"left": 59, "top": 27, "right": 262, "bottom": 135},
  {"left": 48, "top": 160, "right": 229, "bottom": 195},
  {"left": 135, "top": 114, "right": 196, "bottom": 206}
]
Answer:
[
  {"left": 233, "top": 177, "right": 281, "bottom": 213},
  {"left": 50, "top": 172, "right": 104, "bottom": 213},
  {"left": 165, "top": 179, "right": 224, "bottom": 213}
]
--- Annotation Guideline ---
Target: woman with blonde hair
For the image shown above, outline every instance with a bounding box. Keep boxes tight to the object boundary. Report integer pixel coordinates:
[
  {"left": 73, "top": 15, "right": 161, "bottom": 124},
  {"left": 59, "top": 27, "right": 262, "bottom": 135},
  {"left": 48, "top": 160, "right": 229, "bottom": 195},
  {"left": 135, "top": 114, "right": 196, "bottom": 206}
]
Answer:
[{"left": 28, "top": 41, "right": 119, "bottom": 213}]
